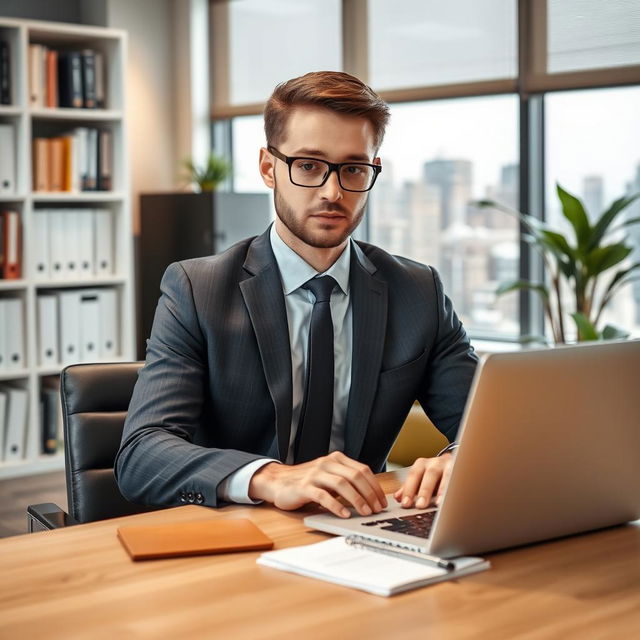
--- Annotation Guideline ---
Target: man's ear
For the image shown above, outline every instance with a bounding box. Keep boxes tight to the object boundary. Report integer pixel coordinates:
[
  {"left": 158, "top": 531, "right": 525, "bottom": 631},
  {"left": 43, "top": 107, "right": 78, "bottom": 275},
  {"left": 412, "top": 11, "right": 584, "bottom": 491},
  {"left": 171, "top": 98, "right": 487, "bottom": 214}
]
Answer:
[
  {"left": 373, "top": 156, "right": 381, "bottom": 166},
  {"left": 259, "top": 147, "right": 275, "bottom": 189}
]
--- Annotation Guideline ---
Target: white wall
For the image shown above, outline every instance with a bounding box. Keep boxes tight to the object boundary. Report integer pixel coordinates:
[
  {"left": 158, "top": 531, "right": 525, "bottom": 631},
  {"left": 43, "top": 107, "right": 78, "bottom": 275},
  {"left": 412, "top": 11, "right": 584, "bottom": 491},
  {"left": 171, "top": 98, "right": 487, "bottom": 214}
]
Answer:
[{"left": 104, "top": 0, "right": 177, "bottom": 233}]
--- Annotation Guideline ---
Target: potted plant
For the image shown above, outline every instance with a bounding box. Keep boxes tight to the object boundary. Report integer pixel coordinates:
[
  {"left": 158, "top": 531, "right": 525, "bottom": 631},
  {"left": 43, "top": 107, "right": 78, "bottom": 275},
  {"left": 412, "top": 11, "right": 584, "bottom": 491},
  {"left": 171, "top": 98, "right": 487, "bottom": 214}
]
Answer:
[
  {"left": 183, "top": 152, "right": 231, "bottom": 192},
  {"left": 475, "top": 185, "right": 640, "bottom": 343}
]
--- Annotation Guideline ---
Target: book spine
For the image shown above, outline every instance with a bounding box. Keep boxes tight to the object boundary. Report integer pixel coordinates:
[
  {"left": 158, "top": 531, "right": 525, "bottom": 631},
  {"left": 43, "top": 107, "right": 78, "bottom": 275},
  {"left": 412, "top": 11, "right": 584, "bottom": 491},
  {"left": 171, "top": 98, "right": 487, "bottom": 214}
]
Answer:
[
  {"left": 0, "top": 40, "right": 11, "bottom": 105},
  {"left": 81, "top": 50, "right": 96, "bottom": 108},
  {"left": 58, "top": 51, "right": 83, "bottom": 108},
  {"left": 97, "top": 129, "right": 112, "bottom": 190}
]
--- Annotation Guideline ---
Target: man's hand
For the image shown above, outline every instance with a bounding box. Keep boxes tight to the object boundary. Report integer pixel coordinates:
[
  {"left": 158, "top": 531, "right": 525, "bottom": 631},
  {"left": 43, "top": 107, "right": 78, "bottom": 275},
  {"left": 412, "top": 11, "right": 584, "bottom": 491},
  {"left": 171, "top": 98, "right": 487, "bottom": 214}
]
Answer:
[
  {"left": 248, "top": 451, "right": 387, "bottom": 518},
  {"left": 394, "top": 453, "right": 454, "bottom": 509}
]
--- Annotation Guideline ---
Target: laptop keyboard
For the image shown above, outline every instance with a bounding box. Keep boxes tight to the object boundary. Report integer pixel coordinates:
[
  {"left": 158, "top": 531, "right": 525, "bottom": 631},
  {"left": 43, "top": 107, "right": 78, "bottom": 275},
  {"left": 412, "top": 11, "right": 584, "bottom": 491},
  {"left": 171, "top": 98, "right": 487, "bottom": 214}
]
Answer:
[{"left": 360, "top": 511, "right": 437, "bottom": 539}]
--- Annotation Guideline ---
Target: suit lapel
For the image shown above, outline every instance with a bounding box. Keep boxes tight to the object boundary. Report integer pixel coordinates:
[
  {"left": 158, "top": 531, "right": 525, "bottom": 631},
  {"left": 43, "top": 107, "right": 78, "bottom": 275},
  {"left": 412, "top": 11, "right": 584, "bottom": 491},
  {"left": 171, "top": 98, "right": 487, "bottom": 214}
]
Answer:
[
  {"left": 240, "top": 230, "right": 292, "bottom": 461},
  {"left": 344, "top": 245, "right": 388, "bottom": 460}
]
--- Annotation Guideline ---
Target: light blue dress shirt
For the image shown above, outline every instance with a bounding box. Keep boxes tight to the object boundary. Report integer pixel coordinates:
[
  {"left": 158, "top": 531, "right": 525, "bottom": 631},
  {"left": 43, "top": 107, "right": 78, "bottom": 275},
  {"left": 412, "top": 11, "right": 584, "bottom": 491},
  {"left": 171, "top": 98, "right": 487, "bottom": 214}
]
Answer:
[{"left": 217, "top": 225, "right": 354, "bottom": 503}]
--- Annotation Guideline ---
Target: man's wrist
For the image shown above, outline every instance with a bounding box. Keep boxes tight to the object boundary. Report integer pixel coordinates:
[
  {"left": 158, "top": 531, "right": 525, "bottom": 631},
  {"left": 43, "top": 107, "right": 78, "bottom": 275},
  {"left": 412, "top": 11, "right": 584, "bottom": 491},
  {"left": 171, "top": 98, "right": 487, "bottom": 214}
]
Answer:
[
  {"left": 436, "top": 442, "right": 459, "bottom": 457},
  {"left": 248, "top": 461, "right": 282, "bottom": 503}
]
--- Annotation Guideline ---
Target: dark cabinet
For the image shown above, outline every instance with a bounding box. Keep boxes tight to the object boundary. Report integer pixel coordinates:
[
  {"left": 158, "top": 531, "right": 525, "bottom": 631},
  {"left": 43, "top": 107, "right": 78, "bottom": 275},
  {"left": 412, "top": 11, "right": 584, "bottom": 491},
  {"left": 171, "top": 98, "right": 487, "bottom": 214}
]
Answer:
[{"left": 137, "top": 191, "right": 271, "bottom": 359}]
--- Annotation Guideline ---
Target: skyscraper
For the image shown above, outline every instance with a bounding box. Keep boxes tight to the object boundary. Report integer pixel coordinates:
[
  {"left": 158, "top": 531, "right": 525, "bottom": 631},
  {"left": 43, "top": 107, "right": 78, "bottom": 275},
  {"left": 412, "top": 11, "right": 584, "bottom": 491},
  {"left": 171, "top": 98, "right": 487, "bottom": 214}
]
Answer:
[{"left": 423, "top": 159, "right": 472, "bottom": 229}]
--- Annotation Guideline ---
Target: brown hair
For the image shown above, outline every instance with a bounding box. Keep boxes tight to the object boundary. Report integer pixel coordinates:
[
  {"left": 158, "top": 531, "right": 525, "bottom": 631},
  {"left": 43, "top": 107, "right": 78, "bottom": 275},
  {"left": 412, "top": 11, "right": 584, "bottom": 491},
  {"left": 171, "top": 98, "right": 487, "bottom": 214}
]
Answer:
[{"left": 264, "top": 71, "right": 390, "bottom": 152}]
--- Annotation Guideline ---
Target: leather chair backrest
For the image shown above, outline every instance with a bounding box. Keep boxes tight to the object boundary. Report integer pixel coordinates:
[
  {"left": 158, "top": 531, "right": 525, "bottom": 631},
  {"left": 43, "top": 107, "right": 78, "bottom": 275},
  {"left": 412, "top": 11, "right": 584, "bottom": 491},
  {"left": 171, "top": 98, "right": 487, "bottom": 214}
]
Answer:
[{"left": 61, "top": 361, "right": 153, "bottom": 523}]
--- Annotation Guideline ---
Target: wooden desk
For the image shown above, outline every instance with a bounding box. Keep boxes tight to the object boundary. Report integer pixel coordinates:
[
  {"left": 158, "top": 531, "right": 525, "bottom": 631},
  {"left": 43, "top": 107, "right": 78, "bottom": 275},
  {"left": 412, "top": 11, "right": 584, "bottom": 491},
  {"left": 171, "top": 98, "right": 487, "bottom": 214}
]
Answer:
[{"left": 1, "top": 471, "right": 639, "bottom": 639}]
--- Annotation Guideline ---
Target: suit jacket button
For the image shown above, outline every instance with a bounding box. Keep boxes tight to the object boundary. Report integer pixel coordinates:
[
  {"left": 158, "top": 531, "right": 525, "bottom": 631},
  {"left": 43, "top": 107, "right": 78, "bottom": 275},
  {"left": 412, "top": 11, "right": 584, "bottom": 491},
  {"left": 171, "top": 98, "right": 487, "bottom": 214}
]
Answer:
[
  {"left": 179, "top": 492, "right": 187, "bottom": 503},
  {"left": 196, "top": 493, "right": 204, "bottom": 504},
  {"left": 187, "top": 492, "right": 195, "bottom": 503}
]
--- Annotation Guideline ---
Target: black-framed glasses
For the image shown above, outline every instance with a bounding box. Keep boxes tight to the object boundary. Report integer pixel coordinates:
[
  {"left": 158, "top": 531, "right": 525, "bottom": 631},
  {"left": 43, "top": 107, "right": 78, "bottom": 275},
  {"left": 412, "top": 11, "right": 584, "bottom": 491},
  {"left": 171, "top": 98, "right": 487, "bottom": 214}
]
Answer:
[{"left": 268, "top": 146, "right": 381, "bottom": 192}]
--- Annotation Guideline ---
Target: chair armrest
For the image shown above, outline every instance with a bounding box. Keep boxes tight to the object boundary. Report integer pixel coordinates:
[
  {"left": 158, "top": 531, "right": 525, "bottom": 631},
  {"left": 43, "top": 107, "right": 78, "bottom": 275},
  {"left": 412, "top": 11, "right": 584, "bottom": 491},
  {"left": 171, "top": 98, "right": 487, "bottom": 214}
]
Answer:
[{"left": 27, "top": 503, "right": 80, "bottom": 532}]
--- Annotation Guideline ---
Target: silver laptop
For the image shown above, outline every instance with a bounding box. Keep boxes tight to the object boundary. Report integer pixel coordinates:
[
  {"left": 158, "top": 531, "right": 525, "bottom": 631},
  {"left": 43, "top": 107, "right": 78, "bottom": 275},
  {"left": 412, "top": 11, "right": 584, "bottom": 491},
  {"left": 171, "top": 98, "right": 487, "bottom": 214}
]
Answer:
[{"left": 305, "top": 340, "right": 640, "bottom": 558}]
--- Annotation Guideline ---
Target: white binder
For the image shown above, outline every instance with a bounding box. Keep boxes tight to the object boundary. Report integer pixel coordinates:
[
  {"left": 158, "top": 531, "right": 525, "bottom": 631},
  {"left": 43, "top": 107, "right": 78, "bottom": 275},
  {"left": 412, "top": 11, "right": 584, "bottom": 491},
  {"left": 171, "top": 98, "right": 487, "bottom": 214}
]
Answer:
[
  {"left": 4, "top": 298, "right": 25, "bottom": 370},
  {"left": 0, "top": 301, "right": 6, "bottom": 371},
  {"left": 0, "top": 388, "right": 7, "bottom": 461},
  {"left": 58, "top": 290, "right": 82, "bottom": 366},
  {"left": 33, "top": 209, "right": 50, "bottom": 280},
  {"left": 0, "top": 123, "right": 16, "bottom": 194},
  {"left": 37, "top": 294, "right": 59, "bottom": 367},
  {"left": 98, "top": 287, "right": 119, "bottom": 358},
  {"left": 3, "top": 385, "right": 28, "bottom": 461},
  {"left": 49, "top": 209, "right": 68, "bottom": 280},
  {"left": 64, "top": 210, "right": 81, "bottom": 279},
  {"left": 79, "top": 289, "right": 100, "bottom": 361},
  {"left": 94, "top": 208, "right": 114, "bottom": 275},
  {"left": 77, "top": 210, "right": 94, "bottom": 277}
]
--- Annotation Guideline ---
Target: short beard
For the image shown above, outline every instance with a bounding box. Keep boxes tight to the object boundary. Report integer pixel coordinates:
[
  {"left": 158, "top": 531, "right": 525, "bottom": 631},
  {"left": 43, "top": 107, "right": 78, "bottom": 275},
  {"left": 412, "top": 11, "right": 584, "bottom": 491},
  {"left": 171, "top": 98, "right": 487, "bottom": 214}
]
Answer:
[{"left": 273, "top": 185, "right": 366, "bottom": 249}]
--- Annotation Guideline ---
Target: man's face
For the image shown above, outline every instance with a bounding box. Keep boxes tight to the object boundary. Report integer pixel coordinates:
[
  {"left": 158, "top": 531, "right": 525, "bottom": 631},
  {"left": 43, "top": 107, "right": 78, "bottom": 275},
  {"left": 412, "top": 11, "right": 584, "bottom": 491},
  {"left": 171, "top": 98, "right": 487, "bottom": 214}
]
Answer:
[{"left": 260, "top": 106, "right": 379, "bottom": 251}]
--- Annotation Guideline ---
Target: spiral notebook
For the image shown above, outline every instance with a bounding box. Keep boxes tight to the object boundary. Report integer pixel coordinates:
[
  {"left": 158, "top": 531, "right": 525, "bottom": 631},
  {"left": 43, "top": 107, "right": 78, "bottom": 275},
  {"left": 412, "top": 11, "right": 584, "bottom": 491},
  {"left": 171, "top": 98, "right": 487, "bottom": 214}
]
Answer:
[{"left": 257, "top": 536, "right": 489, "bottom": 597}]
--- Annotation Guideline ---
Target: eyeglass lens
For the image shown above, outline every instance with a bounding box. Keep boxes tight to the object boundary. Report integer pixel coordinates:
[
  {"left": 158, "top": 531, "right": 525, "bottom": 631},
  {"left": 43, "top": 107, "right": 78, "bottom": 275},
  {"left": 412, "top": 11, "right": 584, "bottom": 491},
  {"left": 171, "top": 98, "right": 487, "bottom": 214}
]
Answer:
[{"left": 290, "top": 159, "right": 375, "bottom": 191}]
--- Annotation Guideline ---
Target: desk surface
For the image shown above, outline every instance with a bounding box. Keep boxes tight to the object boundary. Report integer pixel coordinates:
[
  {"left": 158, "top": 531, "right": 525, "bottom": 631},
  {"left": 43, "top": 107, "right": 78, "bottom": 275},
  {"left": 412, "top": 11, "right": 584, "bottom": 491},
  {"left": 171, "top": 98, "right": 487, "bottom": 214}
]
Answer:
[{"left": 1, "top": 471, "right": 639, "bottom": 639}]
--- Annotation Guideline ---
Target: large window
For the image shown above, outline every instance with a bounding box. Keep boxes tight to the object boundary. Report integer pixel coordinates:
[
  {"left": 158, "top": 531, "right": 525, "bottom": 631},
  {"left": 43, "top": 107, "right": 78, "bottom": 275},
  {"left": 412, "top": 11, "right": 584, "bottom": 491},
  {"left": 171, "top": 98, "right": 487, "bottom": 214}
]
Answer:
[
  {"left": 368, "top": 0, "right": 517, "bottom": 89},
  {"left": 370, "top": 96, "right": 519, "bottom": 337},
  {"left": 210, "top": 0, "right": 640, "bottom": 342},
  {"left": 546, "top": 86, "right": 640, "bottom": 335}
]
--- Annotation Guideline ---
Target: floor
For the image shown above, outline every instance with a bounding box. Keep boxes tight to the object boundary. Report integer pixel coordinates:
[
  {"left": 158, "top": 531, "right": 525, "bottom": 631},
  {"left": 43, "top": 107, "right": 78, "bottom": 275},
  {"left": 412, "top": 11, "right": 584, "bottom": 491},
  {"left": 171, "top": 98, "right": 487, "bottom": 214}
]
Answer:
[{"left": 0, "top": 470, "right": 67, "bottom": 538}]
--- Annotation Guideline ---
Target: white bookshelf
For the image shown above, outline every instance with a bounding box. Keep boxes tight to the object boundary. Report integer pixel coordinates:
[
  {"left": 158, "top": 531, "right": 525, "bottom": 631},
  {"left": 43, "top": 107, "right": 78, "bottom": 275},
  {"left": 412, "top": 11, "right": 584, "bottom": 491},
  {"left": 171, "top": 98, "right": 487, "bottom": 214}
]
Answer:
[{"left": 0, "top": 18, "right": 134, "bottom": 479}]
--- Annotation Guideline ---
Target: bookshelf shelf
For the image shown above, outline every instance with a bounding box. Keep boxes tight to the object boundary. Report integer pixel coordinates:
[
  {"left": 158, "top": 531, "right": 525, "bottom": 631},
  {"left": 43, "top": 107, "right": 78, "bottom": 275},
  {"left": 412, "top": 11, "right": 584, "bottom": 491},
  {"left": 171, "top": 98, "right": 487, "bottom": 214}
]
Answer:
[
  {"left": 0, "top": 279, "right": 27, "bottom": 290},
  {"left": 31, "top": 191, "right": 126, "bottom": 202},
  {"left": 34, "top": 275, "right": 127, "bottom": 288},
  {"left": 30, "top": 108, "right": 123, "bottom": 121},
  {"left": 0, "top": 18, "right": 134, "bottom": 480}
]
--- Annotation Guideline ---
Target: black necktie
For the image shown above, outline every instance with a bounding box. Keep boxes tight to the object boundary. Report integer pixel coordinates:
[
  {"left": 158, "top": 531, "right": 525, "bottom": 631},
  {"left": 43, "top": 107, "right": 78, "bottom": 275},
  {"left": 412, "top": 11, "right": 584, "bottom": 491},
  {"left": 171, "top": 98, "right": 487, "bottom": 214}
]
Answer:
[{"left": 294, "top": 275, "right": 337, "bottom": 463}]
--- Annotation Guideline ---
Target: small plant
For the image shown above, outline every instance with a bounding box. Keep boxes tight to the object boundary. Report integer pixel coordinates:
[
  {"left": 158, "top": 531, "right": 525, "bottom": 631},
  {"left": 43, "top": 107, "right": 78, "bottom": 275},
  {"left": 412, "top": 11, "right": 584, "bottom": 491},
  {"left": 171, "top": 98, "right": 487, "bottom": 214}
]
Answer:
[
  {"left": 475, "top": 184, "right": 640, "bottom": 344},
  {"left": 183, "top": 153, "right": 231, "bottom": 192}
]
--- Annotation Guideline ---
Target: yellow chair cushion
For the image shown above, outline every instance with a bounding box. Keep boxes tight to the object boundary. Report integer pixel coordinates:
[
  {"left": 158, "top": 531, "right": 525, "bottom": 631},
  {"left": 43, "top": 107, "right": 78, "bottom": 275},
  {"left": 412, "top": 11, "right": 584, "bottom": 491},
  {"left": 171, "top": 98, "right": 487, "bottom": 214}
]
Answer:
[{"left": 387, "top": 403, "right": 449, "bottom": 468}]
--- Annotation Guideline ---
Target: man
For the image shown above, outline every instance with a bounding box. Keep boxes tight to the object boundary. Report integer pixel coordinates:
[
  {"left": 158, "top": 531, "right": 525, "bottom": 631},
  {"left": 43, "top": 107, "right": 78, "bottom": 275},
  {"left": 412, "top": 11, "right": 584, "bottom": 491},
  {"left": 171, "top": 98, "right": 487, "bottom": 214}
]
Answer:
[{"left": 115, "top": 71, "right": 477, "bottom": 519}]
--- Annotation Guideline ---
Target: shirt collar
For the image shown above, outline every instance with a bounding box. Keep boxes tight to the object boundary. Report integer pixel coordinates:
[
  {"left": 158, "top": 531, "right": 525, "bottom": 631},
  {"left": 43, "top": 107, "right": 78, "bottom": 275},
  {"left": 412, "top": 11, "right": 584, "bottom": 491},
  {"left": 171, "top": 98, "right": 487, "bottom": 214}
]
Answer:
[{"left": 270, "top": 224, "right": 351, "bottom": 296}]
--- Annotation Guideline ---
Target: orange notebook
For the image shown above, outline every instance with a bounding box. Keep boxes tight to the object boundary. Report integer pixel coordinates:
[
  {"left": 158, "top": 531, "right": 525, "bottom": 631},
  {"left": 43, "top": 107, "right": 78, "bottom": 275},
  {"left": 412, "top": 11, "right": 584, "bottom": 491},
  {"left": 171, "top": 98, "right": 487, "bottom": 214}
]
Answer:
[{"left": 117, "top": 518, "right": 274, "bottom": 561}]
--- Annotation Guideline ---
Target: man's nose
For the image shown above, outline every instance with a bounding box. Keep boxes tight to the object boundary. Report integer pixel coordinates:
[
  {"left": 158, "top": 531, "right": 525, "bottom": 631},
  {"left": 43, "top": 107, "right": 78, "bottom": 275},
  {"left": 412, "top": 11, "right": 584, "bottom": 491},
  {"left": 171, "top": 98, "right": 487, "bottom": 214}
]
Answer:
[{"left": 318, "top": 168, "right": 343, "bottom": 201}]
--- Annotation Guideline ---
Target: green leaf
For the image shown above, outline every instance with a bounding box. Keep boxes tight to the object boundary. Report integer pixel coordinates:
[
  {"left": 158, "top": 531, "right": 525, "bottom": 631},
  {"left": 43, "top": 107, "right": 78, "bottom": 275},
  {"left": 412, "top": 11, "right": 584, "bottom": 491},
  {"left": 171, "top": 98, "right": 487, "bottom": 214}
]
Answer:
[
  {"left": 585, "top": 244, "right": 633, "bottom": 277},
  {"left": 601, "top": 324, "right": 630, "bottom": 341},
  {"left": 602, "top": 262, "right": 640, "bottom": 298},
  {"left": 537, "top": 231, "right": 575, "bottom": 278},
  {"left": 557, "top": 184, "right": 591, "bottom": 250},
  {"left": 496, "top": 280, "right": 549, "bottom": 300},
  {"left": 571, "top": 312, "right": 600, "bottom": 341},
  {"left": 589, "top": 192, "right": 640, "bottom": 250}
]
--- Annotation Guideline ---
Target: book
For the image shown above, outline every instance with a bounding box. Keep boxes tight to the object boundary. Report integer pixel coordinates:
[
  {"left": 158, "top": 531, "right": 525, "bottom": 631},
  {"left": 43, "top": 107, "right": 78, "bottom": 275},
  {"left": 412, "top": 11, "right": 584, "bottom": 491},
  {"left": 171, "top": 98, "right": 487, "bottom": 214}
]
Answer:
[
  {"left": 0, "top": 39, "right": 11, "bottom": 105},
  {"left": 81, "top": 49, "right": 96, "bottom": 108},
  {"left": 58, "top": 51, "right": 83, "bottom": 108},
  {"left": 117, "top": 518, "right": 274, "bottom": 561},
  {"left": 41, "top": 376, "right": 62, "bottom": 454},
  {"left": 1, "top": 210, "right": 21, "bottom": 279},
  {"left": 257, "top": 536, "right": 490, "bottom": 597}
]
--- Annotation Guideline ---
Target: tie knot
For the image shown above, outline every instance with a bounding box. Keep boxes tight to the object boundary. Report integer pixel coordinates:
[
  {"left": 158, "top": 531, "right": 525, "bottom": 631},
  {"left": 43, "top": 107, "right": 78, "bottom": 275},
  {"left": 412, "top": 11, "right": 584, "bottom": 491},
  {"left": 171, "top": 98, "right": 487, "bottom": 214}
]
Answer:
[{"left": 303, "top": 275, "right": 336, "bottom": 303}]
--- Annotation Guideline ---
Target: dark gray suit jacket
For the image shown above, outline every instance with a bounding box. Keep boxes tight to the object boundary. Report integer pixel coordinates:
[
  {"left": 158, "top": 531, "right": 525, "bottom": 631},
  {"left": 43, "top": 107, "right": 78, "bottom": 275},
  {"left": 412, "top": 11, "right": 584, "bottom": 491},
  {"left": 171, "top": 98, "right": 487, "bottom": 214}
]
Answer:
[{"left": 115, "top": 227, "right": 477, "bottom": 507}]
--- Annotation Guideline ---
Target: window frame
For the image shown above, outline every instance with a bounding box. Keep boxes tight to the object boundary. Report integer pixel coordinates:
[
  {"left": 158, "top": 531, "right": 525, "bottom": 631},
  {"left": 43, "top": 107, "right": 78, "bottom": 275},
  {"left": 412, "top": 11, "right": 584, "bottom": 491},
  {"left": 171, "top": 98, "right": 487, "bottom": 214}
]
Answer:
[{"left": 208, "top": 0, "right": 640, "bottom": 342}]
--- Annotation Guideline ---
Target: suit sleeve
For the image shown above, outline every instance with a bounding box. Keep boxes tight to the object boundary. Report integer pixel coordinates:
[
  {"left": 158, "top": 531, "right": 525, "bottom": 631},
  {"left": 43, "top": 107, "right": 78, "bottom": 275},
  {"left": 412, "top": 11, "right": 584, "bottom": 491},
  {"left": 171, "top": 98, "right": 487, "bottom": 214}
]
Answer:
[
  {"left": 114, "top": 262, "right": 267, "bottom": 508},
  {"left": 417, "top": 267, "right": 478, "bottom": 443}
]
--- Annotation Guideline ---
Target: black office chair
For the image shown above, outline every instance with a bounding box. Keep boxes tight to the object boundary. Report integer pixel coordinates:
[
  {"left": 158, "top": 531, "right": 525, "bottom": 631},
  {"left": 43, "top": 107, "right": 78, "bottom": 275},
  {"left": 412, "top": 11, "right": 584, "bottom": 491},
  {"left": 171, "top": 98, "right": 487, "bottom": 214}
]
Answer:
[{"left": 27, "top": 361, "right": 156, "bottom": 532}]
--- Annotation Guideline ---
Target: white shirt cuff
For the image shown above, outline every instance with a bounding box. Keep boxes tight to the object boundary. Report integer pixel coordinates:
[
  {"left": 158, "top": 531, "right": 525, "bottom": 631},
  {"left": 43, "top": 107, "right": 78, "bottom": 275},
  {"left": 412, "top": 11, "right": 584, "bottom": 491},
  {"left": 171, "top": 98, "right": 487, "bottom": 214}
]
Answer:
[{"left": 217, "top": 458, "right": 280, "bottom": 504}]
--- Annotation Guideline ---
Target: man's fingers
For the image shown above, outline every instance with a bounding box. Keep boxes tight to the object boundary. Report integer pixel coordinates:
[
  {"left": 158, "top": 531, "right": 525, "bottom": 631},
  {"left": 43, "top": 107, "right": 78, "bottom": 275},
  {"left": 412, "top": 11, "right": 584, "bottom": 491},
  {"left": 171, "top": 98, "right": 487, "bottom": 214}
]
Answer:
[
  {"left": 435, "top": 455, "right": 454, "bottom": 506},
  {"left": 415, "top": 469, "right": 440, "bottom": 509},
  {"left": 398, "top": 464, "right": 425, "bottom": 507},
  {"left": 308, "top": 486, "right": 351, "bottom": 518},
  {"left": 326, "top": 458, "right": 387, "bottom": 510},
  {"left": 317, "top": 467, "right": 380, "bottom": 516}
]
